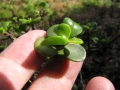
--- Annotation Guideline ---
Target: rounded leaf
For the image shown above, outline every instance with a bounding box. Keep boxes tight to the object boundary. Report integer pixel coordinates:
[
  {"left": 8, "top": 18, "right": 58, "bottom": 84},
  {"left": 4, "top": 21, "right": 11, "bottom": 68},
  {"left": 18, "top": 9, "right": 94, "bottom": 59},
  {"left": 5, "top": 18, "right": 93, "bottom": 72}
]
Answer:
[
  {"left": 56, "top": 23, "right": 71, "bottom": 39},
  {"left": 68, "top": 37, "right": 84, "bottom": 44},
  {"left": 46, "top": 24, "right": 58, "bottom": 37},
  {"left": 64, "top": 44, "right": 86, "bottom": 62},
  {"left": 34, "top": 37, "right": 57, "bottom": 57},
  {"left": 39, "top": 2, "right": 49, "bottom": 8},
  {"left": 34, "top": 37, "right": 45, "bottom": 48},
  {"left": 90, "top": 22, "right": 97, "bottom": 30},
  {"left": 42, "top": 36, "right": 68, "bottom": 46},
  {"left": 63, "top": 17, "right": 74, "bottom": 27},
  {"left": 71, "top": 22, "right": 83, "bottom": 37},
  {"left": 35, "top": 46, "right": 57, "bottom": 57},
  {"left": 63, "top": 17, "right": 83, "bottom": 38}
]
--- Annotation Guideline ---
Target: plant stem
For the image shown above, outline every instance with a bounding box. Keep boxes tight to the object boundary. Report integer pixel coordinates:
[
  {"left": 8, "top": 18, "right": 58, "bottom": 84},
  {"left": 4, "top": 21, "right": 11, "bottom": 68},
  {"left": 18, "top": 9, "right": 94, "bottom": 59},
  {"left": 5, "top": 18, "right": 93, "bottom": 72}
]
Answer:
[
  {"left": 4, "top": 32, "right": 16, "bottom": 41},
  {"left": 79, "top": 72, "right": 85, "bottom": 90},
  {"left": 91, "top": 33, "right": 120, "bottom": 52},
  {"left": 87, "top": 30, "right": 90, "bottom": 55}
]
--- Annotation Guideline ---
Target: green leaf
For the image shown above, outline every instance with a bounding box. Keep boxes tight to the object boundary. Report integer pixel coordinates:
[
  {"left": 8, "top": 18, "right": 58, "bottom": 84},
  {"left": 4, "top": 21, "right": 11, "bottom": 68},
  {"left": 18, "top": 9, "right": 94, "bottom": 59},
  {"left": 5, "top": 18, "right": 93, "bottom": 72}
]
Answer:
[
  {"left": 2, "top": 21, "right": 11, "bottom": 28},
  {"left": 0, "top": 27, "right": 4, "bottom": 33},
  {"left": 46, "top": 24, "right": 58, "bottom": 37},
  {"left": 30, "top": 17, "right": 41, "bottom": 25},
  {"left": 90, "top": 22, "right": 97, "bottom": 30},
  {"left": 34, "top": 37, "right": 45, "bottom": 48},
  {"left": 14, "top": 26, "right": 21, "bottom": 32},
  {"left": 63, "top": 17, "right": 83, "bottom": 38},
  {"left": 92, "top": 37, "right": 99, "bottom": 43},
  {"left": 64, "top": 44, "right": 86, "bottom": 62},
  {"left": 83, "top": 22, "right": 97, "bottom": 31},
  {"left": 42, "top": 36, "right": 68, "bottom": 46},
  {"left": 0, "top": 43, "right": 7, "bottom": 50},
  {"left": 13, "top": 17, "right": 17, "bottom": 21},
  {"left": 68, "top": 37, "right": 84, "bottom": 44},
  {"left": 83, "top": 23, "right": 91, "bottom": 30},
  {"left": 33, "top": 10, "right": 40, "bottom": 17},
  {"left": 34, "top": 37, "right": 57, "bottom": 57},
  {"left": 36, "top": 46, "right": 57, "bottom": 57},
  {"left": 39, "top": 2, "right": 47, "bottom": 8},
  {"left": 71, "top": 22, "right": 83, "bottom": 37},
  {"left": 56, "top": 23, "right": 71, "bottom": 39},
  {"left": 63, "top": 17, "right": 74, "bottom": 26},
  {"left": 19, "top": 18, "right": 32, "bottom": 24}
]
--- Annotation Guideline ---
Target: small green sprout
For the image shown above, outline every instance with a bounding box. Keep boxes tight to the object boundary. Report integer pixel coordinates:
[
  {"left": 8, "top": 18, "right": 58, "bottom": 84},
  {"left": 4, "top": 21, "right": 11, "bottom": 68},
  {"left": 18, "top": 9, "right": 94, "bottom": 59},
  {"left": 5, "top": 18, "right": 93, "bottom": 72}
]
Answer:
[{"left": 34, "top": 17, "right": 86, "bottom": 62}]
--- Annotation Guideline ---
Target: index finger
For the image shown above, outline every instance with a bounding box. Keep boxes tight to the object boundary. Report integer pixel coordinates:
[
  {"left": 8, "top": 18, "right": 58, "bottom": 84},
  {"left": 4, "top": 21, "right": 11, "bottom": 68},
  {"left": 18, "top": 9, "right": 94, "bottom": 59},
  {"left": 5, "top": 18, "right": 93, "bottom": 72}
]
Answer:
[{"left": 0, "top": 30, "right": 46, "bottom": 90}]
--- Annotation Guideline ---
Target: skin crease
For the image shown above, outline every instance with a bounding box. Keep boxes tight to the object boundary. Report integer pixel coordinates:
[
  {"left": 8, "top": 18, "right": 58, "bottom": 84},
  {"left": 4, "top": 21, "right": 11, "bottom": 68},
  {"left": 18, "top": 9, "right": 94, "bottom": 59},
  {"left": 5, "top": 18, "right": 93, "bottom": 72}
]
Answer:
[{"left": 0, "top": 30, "right": 115, "bottom": 90}]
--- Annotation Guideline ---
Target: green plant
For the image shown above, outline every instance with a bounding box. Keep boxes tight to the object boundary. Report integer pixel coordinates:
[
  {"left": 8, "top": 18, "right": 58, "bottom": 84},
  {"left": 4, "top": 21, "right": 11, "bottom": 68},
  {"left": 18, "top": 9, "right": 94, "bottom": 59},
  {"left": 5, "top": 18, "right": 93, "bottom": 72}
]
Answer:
[
  {"left": 81, "top": 0, "right": 113, "bottom": 8},
  {"left": 34, "top": 17, "right": 86, "bottom": 62},
  {"left": 0, "top": 1, "right": 51, "bottom": 38}
]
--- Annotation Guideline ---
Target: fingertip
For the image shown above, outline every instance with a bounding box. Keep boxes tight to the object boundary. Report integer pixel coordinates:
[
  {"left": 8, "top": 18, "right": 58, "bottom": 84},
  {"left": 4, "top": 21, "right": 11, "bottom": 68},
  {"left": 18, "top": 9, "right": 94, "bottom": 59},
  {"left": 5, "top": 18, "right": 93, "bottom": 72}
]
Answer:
[{"left": 85, "top": 76, "right": 115, "bottom": 90}]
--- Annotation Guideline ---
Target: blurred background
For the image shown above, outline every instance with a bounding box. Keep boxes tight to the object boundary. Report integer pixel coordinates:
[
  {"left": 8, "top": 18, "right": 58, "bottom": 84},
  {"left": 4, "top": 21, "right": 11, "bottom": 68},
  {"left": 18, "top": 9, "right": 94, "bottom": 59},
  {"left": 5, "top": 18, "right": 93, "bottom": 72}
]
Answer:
[{"left": 0, "top": 0, "right": 120, "bottom": 90}]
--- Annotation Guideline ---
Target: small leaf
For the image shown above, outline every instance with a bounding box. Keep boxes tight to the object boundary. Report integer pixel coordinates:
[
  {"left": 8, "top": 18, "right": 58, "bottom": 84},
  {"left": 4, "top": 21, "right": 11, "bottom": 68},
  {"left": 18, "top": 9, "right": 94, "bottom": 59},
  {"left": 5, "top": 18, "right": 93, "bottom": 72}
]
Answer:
[
  {"left": 39, "top": 2, "right": 48, "bottom": 8},
  {"left": 34, "top": 37, "right": 57, "bottom": 57},
  {"left": 19, "top": 18, "right": 32, "bottom": 24},
  {"left": 14, "top": 26, "right": 21, "bottom": 32},
  {"left": 63, "top": 17, "right": 83, "bottom": 38},
  {"left": 33, "top": 10, "right": 40, "bottom": 16},
  {"left": 64, "top": 44, "right": 86, "bottom": 62},
  {"left": 36, "top": 46, "right": 57, "bottom": 57},
  {"left": 92, "top": 37, "right": 99, "bottom": 43},
  {"left": 63, "top": 17, "right": 74, "bottom": 26},
  {"left": 83, "top": 23, "right": 91, "bottom": 30},
  {"left": 68, "top": 37, "right": 84, "bottom": 44},
  {"left": 2, "top": 21, "right": 11, "bottom": 28},
  {"left": 34, "top": 37, "right": 45, "bottom": 48},
  {"left": 83, "top": 22, "right": 97, "bottom": 31},
  {"left": 90, "top": 22, "right": 97, "bottom": 30},
  {"left": 42, "top": 36, "right": 68, "bottom": 46},
  {"left": 0, "top": 28, "right": 4, "bottom": 33},
  {"left": 30, "top": 17, "right": 41, "bottom": 25},
  {"left": 46, "top": 24, "right": 58, "bottom": 37},
  {"left": 13, "top": 17, "right": 17, "bottom": 21},
  {"left": 71, "top": 22, "right": 83, "bottom": 37},
  {"left": 56, "top": 23, "right": 71, "bottom": 39}
]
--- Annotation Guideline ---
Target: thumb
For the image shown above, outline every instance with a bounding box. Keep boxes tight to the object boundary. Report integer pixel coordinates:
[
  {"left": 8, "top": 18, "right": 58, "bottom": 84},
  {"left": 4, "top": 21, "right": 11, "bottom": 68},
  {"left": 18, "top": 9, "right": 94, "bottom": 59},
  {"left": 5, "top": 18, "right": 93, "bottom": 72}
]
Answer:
[{"left": 85, "top": 76, "right": 115, "bottom": 90}]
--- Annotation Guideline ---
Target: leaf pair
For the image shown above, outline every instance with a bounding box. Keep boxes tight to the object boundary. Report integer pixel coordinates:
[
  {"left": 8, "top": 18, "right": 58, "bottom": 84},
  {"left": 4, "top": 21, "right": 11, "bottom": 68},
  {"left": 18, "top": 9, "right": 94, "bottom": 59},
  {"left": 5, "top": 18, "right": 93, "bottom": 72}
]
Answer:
[
  {"left": 47, "top": 17, "right": 83, "bottom": 38},
  {"left": 47, "top": 23, "right": 71, "bottom": 38},
  {"left": 42, "top": 23, "right": 71, "bottom": 46}
]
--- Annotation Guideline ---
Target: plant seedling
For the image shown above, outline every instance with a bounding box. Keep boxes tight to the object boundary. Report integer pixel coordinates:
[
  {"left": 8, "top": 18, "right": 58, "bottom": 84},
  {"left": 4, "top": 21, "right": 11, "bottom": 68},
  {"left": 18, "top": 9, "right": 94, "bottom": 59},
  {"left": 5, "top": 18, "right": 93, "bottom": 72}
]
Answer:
[{"left": 34, "top": 17, "right": 86, "bottom": 62}]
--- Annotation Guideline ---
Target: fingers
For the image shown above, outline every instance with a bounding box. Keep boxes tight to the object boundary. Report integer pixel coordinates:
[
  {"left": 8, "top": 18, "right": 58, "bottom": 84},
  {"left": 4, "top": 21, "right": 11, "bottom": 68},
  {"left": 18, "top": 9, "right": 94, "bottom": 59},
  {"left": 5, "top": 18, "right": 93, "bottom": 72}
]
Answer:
[
  {"left": 28, "top": 59, "right": 83, "bottom": 90},
  {"left": 1, "top": 30, "right": 45, "bottom": 65},
  {"left": 0, "top": 30, "right": 46, "bottom": 90},
  {"left": 85, "top": 76, "right": 115, "bottom": 90}
]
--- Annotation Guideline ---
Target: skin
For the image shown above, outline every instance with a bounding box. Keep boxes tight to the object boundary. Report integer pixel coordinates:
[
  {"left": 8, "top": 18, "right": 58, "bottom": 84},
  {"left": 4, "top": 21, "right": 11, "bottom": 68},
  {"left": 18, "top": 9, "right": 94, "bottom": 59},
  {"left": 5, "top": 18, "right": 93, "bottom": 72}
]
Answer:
[{"left": 0, "top": 30, "right": 115, "bottom": 90}]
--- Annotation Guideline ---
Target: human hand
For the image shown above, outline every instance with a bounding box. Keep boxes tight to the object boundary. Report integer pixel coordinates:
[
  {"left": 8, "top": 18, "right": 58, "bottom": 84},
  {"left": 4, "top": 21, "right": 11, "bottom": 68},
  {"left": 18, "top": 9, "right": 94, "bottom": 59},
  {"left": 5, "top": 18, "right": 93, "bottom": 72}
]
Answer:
[{"left": 0, "top": 30, "right": 115, "bottom": 90}]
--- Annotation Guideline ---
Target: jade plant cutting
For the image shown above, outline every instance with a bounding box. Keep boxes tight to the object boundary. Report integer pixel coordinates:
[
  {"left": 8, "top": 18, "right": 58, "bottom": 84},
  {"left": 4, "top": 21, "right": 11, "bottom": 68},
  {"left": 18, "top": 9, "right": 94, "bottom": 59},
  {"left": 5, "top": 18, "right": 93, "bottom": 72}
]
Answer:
[{"left": 34, "top": 17, "right": 86, "bottom": 62}]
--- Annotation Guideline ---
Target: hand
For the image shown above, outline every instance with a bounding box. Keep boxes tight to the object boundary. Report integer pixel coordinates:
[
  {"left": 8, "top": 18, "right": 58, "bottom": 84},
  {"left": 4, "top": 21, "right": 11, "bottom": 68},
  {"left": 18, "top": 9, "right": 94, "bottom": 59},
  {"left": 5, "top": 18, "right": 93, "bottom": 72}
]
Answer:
[{"left": 0, "top": 30, "right": 115, "bottom": 90}]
